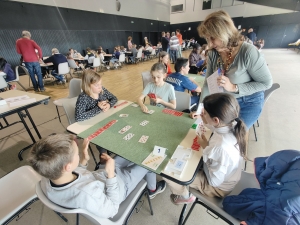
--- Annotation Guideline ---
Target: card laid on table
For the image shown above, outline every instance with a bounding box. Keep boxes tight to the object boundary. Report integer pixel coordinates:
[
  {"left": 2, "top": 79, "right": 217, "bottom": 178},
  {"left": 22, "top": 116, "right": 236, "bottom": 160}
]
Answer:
[
  {"left": 119, "top": 114, "right": 129, "bottom": 117},
  {"left": 140, "top": 120, "right": 149, "bottom": 126},
  {"left": 123, "top": 133, "right": 134, "bottom": 141},
  {"left": 118, "top": 125, "right": 132, "bottom": 134},
  {"left": 138, "top": 135, "right": 149, "bottom": 143},
  {"left": 153, "top": 145, "right": 167, "bottom": 157}
]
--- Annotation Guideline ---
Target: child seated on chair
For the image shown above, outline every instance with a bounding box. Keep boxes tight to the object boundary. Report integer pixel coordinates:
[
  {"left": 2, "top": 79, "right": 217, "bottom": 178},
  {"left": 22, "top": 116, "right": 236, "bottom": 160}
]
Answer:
[
  {"left": 166, "top": 58, "right": 201, "bottom": 107},
  {"left": 28, "top": 134, "right": 166, "bottom": 218},
  {"left": 163, "top": 93, "right": 247, "bottom": 205},
  {"left": 138, "top": 62, "right": 176, "bottom": 113},
  {"left": 0, "top": 57, "right": 16, "bottom": 90}
]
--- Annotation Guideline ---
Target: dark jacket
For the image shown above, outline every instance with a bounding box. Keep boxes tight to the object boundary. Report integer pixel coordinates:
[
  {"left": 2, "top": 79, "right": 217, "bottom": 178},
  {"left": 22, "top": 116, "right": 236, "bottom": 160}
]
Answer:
[
  {"left": 43, "top": 54, "right": 67, "bottom": 72},
  {"left": 223, "top": 149, "right": 300, "bottom": 225},
  {"left": 3, "top": 63, "right": 16, "bottom": 82},
  {"left": 247, "top": 32, "right": 256, "bottom": 42},
  {"left": 161, "top": 36, "right": 169, "bottom": 51}
]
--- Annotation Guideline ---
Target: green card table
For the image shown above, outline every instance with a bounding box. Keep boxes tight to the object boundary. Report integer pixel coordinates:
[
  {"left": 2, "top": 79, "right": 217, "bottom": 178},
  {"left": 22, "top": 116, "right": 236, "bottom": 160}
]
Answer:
[
  {"left": 187, "top": 74, "right": 205, "bottom": 88},
  {"left": 67, "top": 100, "right": 205, "bottom": 185}
]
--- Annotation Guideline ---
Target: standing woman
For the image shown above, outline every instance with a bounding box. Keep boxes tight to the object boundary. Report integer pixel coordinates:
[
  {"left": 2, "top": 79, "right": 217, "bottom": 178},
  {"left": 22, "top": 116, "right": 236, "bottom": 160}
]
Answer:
[
  {"left": 127, "top": 36, "right": 133, "bottom": 50},
  {"left": 192, "top": 10, "right": 272, "bottom": 128}
]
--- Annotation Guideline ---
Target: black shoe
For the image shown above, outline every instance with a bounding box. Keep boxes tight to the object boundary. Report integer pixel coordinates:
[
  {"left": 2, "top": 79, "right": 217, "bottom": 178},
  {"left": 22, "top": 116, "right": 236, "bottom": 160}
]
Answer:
[{"left": 148, "top": 180, "right": 166, "bottom": 199}]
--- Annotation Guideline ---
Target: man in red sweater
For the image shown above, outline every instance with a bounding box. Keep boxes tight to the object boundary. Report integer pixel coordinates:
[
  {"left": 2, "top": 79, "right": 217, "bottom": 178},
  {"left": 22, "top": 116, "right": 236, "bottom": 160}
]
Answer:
[
  {"left": 176, "top": 29, "right": 183, "bottom": 58},
  {"left": 16, "top": 30, "right": 45, "bottom": 92}
]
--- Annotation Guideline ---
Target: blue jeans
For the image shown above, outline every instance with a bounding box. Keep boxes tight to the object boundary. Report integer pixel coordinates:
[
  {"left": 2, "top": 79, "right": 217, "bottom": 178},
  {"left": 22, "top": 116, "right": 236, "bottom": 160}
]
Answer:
[
  {"left": 169, "top": 50, "right": 177, "bottom": 63},
  {"left": 24, "top": 62, "right": 44, "bottom": 90},
  {"left": 191, "top": 95, "right": 200, "bottom": 106},
  {"left": 51, "top": 70, "right": 64, "bottom": 82},
  {"left": 237, "top": 91, "right": 264, "bottom": 129}
]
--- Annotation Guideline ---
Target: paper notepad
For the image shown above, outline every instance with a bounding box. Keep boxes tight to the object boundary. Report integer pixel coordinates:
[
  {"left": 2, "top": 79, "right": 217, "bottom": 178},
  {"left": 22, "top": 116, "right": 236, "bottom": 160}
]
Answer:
[
  {"left": 5, "top": 95, "right": 36, "bottom": 107},
  {"left": 164, "top": 145, "right": 192, "bottom": 176},
  {"left": 207, "top": 70, "right": 224, "bottom": 94}
]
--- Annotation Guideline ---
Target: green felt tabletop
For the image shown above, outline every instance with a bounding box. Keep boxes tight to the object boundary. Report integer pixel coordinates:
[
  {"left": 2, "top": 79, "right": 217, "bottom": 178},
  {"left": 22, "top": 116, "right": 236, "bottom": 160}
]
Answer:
[
  {"left": 187, "top": 74, "right": 205, "bottom": 87},
  {"left": 78, "top": 104, "right": 195, "bottom": 174}
]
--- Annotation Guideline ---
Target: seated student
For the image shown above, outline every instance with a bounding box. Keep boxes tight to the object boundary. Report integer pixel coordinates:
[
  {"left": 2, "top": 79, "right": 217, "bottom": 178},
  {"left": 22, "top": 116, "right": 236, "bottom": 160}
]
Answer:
[
  {"left": 144, "top": 44, "right": 153, "bottom": 59},
  {"left": 164, "top": 93, "right": 246, "bottom": 204},
  {"left": 0, "top": 57, "right": 16, "bottom": 90},
  {"left": 196, "top": 50, "right": 208, "bottom": 76},
  {"left": 43, "top": 48, "right": 67, "bottom": 84},
  {"left": 110, "top": 47, "right": 120, "bottom": 68},
  {"left": 158, "top": 51, "right": 172, "bottom": 76},
  {"left": 129, "top": 44, "right": 138, "bottom": 63},
  {"left": 84, "top": 47, "right": 96, "bottom": 69},
  {"left": 120, "top": 46, "right": 126, "bottom": 53},
  {"left": 188, "top": 44, "right": 201, "bottom": 74},
  {"left": 138, "top": 63, "right": 176, "bottom": 113},
  {"left": 28, "top": 134, "right": 166, "bottom": 218},
  {"left": 166, "top": 58, "right": 201, "bottom": 106},
  {"left": 200, "top": 44, "right": 208, "bottom": 60}
]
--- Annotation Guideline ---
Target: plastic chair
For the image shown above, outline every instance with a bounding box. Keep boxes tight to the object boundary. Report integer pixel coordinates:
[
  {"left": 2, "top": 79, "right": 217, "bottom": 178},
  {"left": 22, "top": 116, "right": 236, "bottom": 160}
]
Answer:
[
  {"left": 252, "top": 83, "right": 280, "bottom": 141},
  {"left": 10, "top": 66, "right": 27, "bottom": 91},
  {"left": 53, "top": 78, "right": 82, "bottom": 123},
  {"left": 118, "top": 54, "right": 126, "bottom": 68},
  {"left": 179, "top": 171, "right": 260, "bottom": 225},
  {"left": 58, "top": 62, "right": 70, "bottom": 83},
  {"left": 175, "top": 91, "right": 191, "bottom": 112},
  {"left": 67, "top": 59, "right": 82, "bottom": 78},
  {"left": 135, "top": 50, "right": 143, "bottom": 64},
  {"left": 92, "top": 58, "right": 101, "bottom": 70},
  {"left": 36, "top": 177, "right": 153, "bottom": 225},
  {"left": 62, "top": 96, "right": 98, "bottom": 166},
  {"left": 0, "top": 166, "right": 41, "bottom": 225}
]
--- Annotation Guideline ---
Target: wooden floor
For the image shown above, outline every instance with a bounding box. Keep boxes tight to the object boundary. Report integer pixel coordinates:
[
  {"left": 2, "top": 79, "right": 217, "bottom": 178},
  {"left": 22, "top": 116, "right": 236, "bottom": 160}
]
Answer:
[{"left": 23, "top": 50, "right": 192, "bottom": 102}]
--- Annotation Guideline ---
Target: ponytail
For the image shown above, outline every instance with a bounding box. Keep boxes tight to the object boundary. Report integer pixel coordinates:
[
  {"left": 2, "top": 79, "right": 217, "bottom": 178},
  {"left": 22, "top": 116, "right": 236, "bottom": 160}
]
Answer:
[{"left": 233, "top": 118, "right": 248, "bottom": 159}]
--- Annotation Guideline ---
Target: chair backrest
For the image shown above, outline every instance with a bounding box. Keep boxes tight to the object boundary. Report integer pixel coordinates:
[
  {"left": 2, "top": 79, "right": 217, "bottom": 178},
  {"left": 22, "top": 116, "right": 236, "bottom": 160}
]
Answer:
[
  {"left": 14, "top": 66, "right": 21, "bottom": 81},
  {"left": 264, "top": 83, "right": 280, "bottom": 104},
  {"left": 58, "top": 62, "right": 70, "bottom": 74},
  {"left": 136, "top": 50, "right": 142, "bottom": 59},
  {"left": 0, "top": 166, "right": 41, "bottom": 224},
  {"left": 88, "top": 56, "right": 95, "bottom": 64},
  {"left": 0, "top": 74, "right": 8, "bottom": 89},
  {"left": 62, "top": 97, "right": 78, "bottom": 125},
  {"left": 151, "top": 49, "right": 156, "bottom": 55},
  {"left": 93, "top": 57, "right": 101, "bottom": 67},
  {"left": 36, "top": 179, "right": 148, "bottom": 225},
  {"left": 118, "top": 54, "right": 125, "bottom": 63},
  {"left": 67, "top": 59, "right": 78, "bottom": 69},
  {"left": 174, "top": 91, "right": 191, "bottom": 111},
  {"left": 68, "top": 78, "right": 82, "bottom": 98},
  {"left": 141, "top": 71, "right": 152, "bottom": 89}
]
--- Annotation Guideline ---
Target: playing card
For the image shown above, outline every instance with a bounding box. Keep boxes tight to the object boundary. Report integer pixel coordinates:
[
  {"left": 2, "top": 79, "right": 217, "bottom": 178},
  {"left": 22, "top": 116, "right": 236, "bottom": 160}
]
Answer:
[
  {"left": 123, "top": 133, "right": 134, "bottom": 141},
  {"left": 131, "top": 103, "right": 138, "bottom": 107},
  {"left": 138, "top": 135, "right": 149, "bottom": 143},
  {"left": 140, "top": 120, "right": 149, "bottom": 126},
  {"left": 147, "top": 93, "right": 156, "bottom": 99},
  {"left": 148, "top": 110, "right": 155, "bottom": 114},
  {"left": 119, "top": 114, "right": 129, "bottom": 117},
  {"left": 196, "top": 122, "right": 206, "bottom": 136},
  {"left": 118, "top": 125, "right": 132, "bottom": 134}
]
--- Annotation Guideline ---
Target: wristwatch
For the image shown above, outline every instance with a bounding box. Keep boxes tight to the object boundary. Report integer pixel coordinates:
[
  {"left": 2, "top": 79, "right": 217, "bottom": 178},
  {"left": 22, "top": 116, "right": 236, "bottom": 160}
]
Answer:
[{"left": 234, "top": 84, "right": 239, "bottom": 94}]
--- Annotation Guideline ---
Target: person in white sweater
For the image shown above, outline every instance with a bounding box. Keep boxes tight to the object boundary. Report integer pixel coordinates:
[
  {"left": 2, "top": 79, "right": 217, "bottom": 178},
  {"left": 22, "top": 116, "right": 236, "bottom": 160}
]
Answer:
[
  {"left": 164, "top": 93, "right": 247, "bottom": 205},
  {"left": 28, "top": 134, "right": 166, "bottom": 218}
]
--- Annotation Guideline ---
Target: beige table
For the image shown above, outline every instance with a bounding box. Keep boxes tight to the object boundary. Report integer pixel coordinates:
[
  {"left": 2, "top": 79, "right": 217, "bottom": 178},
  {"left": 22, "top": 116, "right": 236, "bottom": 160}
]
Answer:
[
  {"left": 67, "top": 100, "right": 206, "bottom": 185},
  {"left": 0, "top": 90, "right": 50, "bottom": 160}
]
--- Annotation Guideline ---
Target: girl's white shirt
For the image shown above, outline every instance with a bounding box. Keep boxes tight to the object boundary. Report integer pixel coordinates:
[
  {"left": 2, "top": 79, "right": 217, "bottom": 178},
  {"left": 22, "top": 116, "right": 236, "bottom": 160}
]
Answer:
[{"left": 202, "top": 123, "right": 244, "bottom": 192}]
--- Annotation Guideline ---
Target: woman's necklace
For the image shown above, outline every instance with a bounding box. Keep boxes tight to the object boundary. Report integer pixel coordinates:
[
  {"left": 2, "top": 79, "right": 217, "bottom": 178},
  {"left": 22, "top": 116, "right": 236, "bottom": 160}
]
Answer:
[{"left": 217, "top": 47, "right": 233, "bottom": 75}]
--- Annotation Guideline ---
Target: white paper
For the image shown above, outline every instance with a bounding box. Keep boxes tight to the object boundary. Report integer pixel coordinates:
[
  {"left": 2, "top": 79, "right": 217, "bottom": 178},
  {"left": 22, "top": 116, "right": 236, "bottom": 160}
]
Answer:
[
  {"left": 5, "top": 95, "right": 36, "bottom": 107},
  {"left": 153, "top": 145, "right": 166, "bottom": 157},
  {"left": 207, "top": 70, "right": 224, "bottom": 94}
]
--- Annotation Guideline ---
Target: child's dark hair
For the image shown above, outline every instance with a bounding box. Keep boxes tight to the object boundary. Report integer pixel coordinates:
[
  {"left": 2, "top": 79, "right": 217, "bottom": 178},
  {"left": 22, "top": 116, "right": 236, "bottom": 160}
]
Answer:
[
  {"left": 150, "top": 62, "right": 166, "bottom": 74},
  {"left": 203, "top": 93, "right": 247, "bottom": 158},
  {"left": 0, "top": 57, "right": 7, "bottom": 71},
  {"left": 175, "top": 58, "right": 188, "bottom": 73}
]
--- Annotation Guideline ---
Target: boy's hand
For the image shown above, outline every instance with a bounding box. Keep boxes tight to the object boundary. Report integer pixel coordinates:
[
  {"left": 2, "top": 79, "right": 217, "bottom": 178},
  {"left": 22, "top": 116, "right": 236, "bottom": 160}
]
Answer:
[
  {"left": 190, "top": 111, "right": 201, "bottom": 119},
  {"left": 152, "top": 97, "right": 162, "bottom": 104},
  {"left": 80, "top": 138, "right": 90, "bottom": 166},
  {"left": 101, "top": 153, "right": 115, "bottom": 178},
  {"left": 197, "top": 134, "right": 208, "bottom": 149},
  {"left": 141, "top": 104, "right": 148, "bottom": 113}
]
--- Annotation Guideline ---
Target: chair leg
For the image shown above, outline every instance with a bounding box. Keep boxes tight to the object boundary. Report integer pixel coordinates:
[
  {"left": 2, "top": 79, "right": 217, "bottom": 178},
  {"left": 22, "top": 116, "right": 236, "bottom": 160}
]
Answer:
[
  {"left": 56, "top": 106, "right": 61, "bottom": 123},
  {"left": 17, "top": 81, "right": 27, "bottom": 91},
  {"left": 76, "top": 213, "right": 79, "bottom": 225},
  {"left": 182, "top": 200, "right": 198, "bottom": 225},
  {"left": 257, "top": 120, "right": 259, "bottom": 127},
  {"left": 253, "top": 124, "right": 257, "bottom": 141},
  {"left": 145, "top": 188, "right": 154, "bottom": 215},
  {"left": 54, "top": 211, "right": 68, "bottom": 222},
  {"left": 178, "top": 204, "right": 188, "bottom": 225}
]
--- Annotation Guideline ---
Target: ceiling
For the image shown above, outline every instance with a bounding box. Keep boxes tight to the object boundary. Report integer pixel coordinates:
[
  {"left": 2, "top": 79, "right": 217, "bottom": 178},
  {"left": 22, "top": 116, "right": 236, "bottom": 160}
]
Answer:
[{"left": 243, "top": 0, "right": 300, "bottom": 11}]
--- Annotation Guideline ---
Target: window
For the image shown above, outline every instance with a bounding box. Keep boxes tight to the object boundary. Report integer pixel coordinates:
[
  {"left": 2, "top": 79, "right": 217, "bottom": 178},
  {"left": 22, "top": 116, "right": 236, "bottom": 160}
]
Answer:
[{"left": 171, "top": 4, "right": 184, "bottom": 13}]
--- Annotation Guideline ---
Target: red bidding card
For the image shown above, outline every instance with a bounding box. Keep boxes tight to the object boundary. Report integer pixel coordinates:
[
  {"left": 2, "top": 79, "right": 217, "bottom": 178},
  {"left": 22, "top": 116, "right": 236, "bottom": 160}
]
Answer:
[
  {"left": 147, "top": 93, "right": 156, "bottom": 99},
  {"left": 87, "top": 120, "right": 118, "bottom": 140}
]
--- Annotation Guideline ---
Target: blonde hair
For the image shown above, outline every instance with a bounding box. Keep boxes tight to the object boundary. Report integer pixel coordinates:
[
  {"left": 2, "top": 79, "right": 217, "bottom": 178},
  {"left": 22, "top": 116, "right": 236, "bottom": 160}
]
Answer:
[
  {"left": 28, "top": 134, "right": 76, "bottom": 180},
  {"left": 158, "top": 51, "right": 168, "bottom": 63},
  {"left": 22, "top": 30, "right": 31, "bottom": 38},
  {"left": 81, "top": 70, "right": 102, "bottom": 96},
  {"left": 51, "top": 48, "right": 59, "bottom": 54},
  {"left": 197, "top": 10, "right": 240, "bottom": 48}
]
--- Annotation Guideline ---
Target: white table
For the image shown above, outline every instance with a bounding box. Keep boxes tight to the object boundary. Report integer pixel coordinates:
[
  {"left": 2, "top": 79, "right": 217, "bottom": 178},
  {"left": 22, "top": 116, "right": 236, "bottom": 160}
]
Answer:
[
  {"left": 0, "top": 90, "right": 50, "bottom": 160},
  {"left": 67, "top": 100, "right": 206, "bottom": 185}
]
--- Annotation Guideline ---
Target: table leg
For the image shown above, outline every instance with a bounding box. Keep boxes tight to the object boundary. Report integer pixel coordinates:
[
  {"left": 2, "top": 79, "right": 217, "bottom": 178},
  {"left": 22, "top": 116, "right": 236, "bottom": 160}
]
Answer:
[
  {"left": 17, "top": 111, "right": 36, "bottom": 161},
  {"left": 25, "top": 109, "right": 42, "bottom": 139}
]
